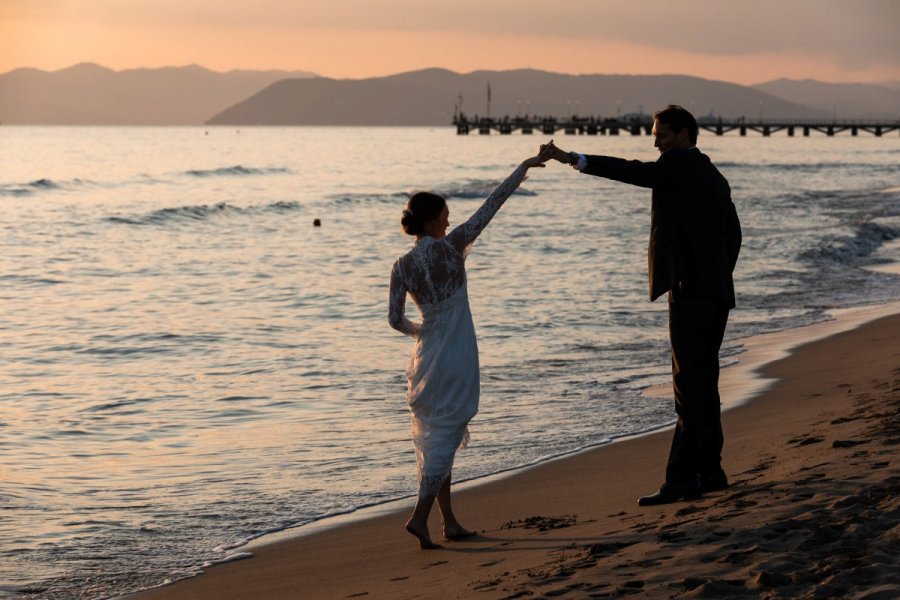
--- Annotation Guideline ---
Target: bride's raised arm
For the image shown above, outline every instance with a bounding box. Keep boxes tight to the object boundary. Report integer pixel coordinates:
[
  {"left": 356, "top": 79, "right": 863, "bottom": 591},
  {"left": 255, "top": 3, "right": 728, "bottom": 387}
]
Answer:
[{"left": 446, "top": 146, "right": 554, "bottom": 254}]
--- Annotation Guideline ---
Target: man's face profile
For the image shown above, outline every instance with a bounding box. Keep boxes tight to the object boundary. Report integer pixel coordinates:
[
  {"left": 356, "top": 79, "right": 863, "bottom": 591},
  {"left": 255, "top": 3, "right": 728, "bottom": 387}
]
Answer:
[{"left": 652, "top": 120, "right": 691, "bottom": 154}]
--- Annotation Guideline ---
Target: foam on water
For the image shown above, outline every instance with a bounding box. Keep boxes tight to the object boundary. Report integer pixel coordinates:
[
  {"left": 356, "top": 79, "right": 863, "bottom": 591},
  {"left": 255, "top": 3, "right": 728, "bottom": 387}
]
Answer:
[
  {"left": 183, "top": 165, "right": 292, "bottom": 177},
  {"left": 106, "top": 199, "right": 303, "bottom": 226}
]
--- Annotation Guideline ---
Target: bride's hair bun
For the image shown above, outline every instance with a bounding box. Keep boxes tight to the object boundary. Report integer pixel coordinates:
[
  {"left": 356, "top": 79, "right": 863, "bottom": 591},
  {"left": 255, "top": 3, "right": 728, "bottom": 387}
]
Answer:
[{"left": 401, "top": 192, "right": 446, "bottom": 236}]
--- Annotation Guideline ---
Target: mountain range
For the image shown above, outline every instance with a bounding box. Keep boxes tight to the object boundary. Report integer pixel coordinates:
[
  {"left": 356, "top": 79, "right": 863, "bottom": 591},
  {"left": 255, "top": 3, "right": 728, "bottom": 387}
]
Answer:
[
  {"left": 209, "top": 68, "right": 826, "bottom": 125},
  {"left": 753, "top": 79, "right": 900, "bottom": 120},
  {"left": 1, "top": 64, "right": 897, "bottom": 126},
  {"left": 0, "top": 63, "right": 316, "bottom": 125}
]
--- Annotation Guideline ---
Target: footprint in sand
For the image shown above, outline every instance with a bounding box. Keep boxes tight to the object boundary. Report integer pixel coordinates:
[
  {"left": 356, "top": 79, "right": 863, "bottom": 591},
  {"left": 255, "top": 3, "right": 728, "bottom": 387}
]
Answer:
[
  {"left": 683, "top": 578, "right": 747, "bottom": 595},
  {"left": 799, "top": 462, "right": 830, "bottom": 472},
  {"left": 789, "top": 434, "right": 825, "bottom": 446},
  {"left": 722, "top": 544, "right": 759, "bottom": 564},
  {"left": 832, "top": 439, "right": 869, "bottom": 448},
  {"left": 675, "top": 505, "right": 705, "bottom": 516},
  {"left": 830, "top": 416, "right": 859, "bottom": 425},
  {"left": 745, "top": 457, "right": 775, "bottom": 474},
  {"left": 501, "top": 515, "right": 577, "bottom": 532},
  {"left": 797, "top": 471, "right": 827, "bottom": 483},
  {"left": 587, "top": 540, "right": 636, "bottom": 557},
  {"left": 424, "top": 560, "right": 449, "bottom": 568},
  {"left": 657, "top": 530, "right": 688, "bottom": 543},
  {"left": 543, "top": 587, "right": 575, "bottom": 597},
  {"left": 622, "top": 580, "right": 646, "bottom": 590}
]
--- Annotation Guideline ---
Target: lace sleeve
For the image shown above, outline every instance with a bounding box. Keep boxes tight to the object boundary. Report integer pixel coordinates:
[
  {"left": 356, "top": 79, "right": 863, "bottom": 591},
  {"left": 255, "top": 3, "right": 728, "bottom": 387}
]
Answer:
[
  {"left": 447, "top": 163, "right": 529, "bottom": 254},
  {"left": 388, "top": 260, "right": 421, "bottom": 337}
]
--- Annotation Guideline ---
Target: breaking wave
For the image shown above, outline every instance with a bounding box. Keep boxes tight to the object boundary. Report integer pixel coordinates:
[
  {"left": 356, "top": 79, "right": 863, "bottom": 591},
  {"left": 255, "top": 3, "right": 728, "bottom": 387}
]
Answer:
[
  {"left": 0, "top": 178, "right": 95, "bottom": 197},
  {"left": 330, "top": 179, "right": 538, "bottom": 206},
  {"left": 107, "top": 200, "right": 301, "bottom": 226},
  {"left": 183, "top": 165, "right": 291, "bottom": 177}
]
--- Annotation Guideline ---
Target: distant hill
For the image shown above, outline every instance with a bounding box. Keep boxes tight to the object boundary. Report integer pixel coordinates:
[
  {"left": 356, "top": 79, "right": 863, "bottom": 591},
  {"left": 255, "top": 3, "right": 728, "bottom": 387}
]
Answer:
[
  {"left": 9, "top": 65, "right": 892, "bottom": 126},
  {"left": 0, "top": 63, "right": 317, "bottom": 125},
  {"left": 208, "top": 68, "right": 827, "bottom": 126},
  {"left": 753, "top": 79, "right": 900, "bottom": 120}
]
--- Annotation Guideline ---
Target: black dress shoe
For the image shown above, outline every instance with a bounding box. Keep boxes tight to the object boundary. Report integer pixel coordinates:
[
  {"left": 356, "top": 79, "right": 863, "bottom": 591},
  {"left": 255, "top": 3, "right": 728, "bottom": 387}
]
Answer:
[
  {"left": 638, "top": 480, "right": 702, "bottom": 506},
  {"left": 699, "top": 472, "right": 729, "bottom": 493}
]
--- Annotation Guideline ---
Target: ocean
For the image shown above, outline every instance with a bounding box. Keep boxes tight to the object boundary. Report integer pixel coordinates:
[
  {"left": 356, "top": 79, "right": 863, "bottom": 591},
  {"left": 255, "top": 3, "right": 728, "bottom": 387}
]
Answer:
[{"left": 1, "top": 126, "right": 898, "bottom": 599}]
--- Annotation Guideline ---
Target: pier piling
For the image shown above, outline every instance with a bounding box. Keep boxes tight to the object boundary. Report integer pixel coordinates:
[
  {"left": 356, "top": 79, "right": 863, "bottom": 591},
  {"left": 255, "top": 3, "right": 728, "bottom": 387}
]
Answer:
[{"left": 452, "top": 115, "right": 900, "bottom": 137}]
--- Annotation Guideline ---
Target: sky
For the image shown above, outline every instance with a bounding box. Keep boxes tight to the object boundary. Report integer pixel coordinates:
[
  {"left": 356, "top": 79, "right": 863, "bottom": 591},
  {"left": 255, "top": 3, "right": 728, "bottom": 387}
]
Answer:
[{"left": 2, "top": 0, "right": 899, "bottom": 84}]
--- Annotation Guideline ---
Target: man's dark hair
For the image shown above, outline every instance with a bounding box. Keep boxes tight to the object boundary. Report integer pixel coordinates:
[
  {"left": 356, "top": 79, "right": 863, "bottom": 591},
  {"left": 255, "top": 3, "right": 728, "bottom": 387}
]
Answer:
[{"left": 654, "top": 105, "right": 698, "bottom": 145}]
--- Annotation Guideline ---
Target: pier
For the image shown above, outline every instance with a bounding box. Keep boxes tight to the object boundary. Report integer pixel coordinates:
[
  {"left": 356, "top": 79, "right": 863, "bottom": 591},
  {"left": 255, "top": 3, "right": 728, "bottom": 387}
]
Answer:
[{"left": 453, "top": 115, "right": 900, "bottom": 137}]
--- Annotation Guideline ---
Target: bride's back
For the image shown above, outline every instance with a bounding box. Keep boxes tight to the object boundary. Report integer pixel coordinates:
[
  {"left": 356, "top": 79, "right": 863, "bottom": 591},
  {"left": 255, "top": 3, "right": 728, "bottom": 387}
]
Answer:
[{"left": 395, "top": 237, "right": 466, "bottom": 307}]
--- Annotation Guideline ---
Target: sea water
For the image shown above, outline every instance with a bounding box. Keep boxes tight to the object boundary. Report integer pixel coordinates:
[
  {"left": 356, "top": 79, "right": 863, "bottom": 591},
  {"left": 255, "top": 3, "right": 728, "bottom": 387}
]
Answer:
[{"left": 1, "top": 126, "right": 898, "bottom": 598}]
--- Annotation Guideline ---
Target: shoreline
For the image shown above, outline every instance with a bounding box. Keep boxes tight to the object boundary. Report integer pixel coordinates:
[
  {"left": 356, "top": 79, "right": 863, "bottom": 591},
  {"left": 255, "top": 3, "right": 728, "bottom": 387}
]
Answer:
[
  {"left": 183, "top": 300, "right": 900, "bottom": 549},
  {"left": 128, "top": 300, "right": 900, "bottom": 599}
]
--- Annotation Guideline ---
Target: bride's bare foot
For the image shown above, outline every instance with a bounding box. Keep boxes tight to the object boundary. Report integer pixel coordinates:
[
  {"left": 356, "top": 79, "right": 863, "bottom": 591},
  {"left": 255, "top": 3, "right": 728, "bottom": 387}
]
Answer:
[
  {"left": 406, "top": 522, "right": 442, "bottom": 549},
  {"left": 443, "top": 524, "right": 477, "bottom": 541}
]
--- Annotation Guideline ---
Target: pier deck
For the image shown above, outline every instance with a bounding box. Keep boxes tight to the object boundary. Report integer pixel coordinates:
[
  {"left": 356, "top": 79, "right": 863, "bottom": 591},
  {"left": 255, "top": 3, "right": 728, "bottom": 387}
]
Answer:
[{"left": 453, "top": 116, "right": 900, "bottom": 137}]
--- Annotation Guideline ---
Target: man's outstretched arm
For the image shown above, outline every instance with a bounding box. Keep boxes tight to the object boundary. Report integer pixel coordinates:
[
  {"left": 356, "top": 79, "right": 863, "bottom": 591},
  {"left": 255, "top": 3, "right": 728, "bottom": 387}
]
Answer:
[{"left": 541, "top": 140, "right": 661, "bottom": 189}]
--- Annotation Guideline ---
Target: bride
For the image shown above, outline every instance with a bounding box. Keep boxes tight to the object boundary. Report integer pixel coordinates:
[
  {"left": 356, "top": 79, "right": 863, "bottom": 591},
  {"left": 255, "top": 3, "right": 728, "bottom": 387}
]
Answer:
[{"left": 388, "top": 146, "right": 554, "bottom": 549}]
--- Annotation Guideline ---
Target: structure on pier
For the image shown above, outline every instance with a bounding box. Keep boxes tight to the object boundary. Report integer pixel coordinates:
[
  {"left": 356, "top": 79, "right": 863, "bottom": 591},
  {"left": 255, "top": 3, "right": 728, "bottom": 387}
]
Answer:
[{"left": 452, "top": 114, "right": 900, "bottom": 137}]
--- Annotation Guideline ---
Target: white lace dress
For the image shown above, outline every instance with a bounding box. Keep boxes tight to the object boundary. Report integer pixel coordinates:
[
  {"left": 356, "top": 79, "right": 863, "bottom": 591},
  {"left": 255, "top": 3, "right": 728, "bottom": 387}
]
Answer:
[{"left": 389, "top": 164, "right": 529, "bottom": 497}]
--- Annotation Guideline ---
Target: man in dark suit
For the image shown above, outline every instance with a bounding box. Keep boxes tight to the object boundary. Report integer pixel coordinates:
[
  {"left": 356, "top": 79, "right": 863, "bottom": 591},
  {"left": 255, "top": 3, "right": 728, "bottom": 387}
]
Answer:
[{"left": 543, "top": 105, "right": 741, "bottom": 505}]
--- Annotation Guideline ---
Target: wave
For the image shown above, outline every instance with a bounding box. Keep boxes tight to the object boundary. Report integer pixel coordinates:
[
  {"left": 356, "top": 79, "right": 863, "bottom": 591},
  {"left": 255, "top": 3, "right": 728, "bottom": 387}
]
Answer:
[
  {"left": 436, "top": 179, "right": 537, "bottom": 199},
  {"left": 29, "top": 178, "right": 61, "bottom": 189},
  {"left": 717, "top": 161, "right": 897, "bottom": 173},
  {"left": 0, "top": 186, "right": 35, "bottom": 197},
  {"left": 802, "top": 220, "right": 898, "bottom": 265},
  {"left": 331, "top": 179, "right": 537, "bottom": 206},
  {"left": 2, "top": 168, "right": 289, "bottom": 197},
  {"left": 107, "top": 200, "right": 301, "bottom": 226},
  {"left": 183, "top": 165, "right": 291, "bottom": 178},
  {"left": 0, "top": 178, "right": 95, "bottom": 197},
  {"left": 0, "top": 274, "right": 66, "bottom": 286},
  {"left": 795, "top": 185, "right": 900, "bottom": 265},
  {"left": 331, "top": 191, "right": 408, "bottom": 206}
]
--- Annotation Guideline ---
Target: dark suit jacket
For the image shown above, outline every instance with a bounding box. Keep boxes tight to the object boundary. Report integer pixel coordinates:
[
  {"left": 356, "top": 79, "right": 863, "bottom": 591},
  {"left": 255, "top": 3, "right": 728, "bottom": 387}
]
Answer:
[{"left": 582, "top": 147, "right": 741, "bottom": 307}]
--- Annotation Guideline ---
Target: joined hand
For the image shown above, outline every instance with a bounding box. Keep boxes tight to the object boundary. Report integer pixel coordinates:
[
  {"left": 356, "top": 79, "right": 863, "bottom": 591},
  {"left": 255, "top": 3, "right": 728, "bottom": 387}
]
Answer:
[
  {"left": 540, "top": 140, "right": 576, "bottom": 165},
  {"left": 524, "top": 144, "right": 557, "bottom": 168}
]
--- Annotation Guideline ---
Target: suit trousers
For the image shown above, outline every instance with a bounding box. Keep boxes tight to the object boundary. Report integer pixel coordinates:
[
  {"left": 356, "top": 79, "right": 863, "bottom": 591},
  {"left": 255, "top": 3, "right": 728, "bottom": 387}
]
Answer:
[{"left": 665, "top": 286, "right": 730, "bottom": 484}]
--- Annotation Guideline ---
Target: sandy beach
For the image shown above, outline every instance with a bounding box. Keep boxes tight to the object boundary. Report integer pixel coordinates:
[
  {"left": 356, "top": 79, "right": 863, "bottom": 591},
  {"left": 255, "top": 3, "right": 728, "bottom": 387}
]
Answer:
[{"left": 130, "top": 309, "right": 900, "bottom": 600}]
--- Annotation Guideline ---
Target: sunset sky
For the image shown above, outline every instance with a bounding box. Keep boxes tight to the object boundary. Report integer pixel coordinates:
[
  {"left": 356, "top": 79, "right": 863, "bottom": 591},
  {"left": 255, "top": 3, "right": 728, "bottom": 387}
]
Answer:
[{"left": 2, "top": 0, "right": 898, "bottom": 84}]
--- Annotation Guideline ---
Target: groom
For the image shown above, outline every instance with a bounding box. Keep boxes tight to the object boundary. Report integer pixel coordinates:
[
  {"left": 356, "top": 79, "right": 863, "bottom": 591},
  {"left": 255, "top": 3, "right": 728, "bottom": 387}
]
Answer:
[{"left": 543, "top": 105, "right": 741, "bottom": 505}]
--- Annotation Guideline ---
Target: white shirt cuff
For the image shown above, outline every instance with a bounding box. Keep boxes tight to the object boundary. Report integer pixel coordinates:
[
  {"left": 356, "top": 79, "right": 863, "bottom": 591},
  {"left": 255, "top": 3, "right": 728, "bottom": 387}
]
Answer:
[{"left": 573, "top": 153, "right": 587, "bottom": 171}]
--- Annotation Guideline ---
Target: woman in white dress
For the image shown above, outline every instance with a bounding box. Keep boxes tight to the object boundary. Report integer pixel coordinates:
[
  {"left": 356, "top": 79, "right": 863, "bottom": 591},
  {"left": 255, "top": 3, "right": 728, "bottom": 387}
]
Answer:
[{"left": 388, "top": 147, "right": 553, "bottom": 549}]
